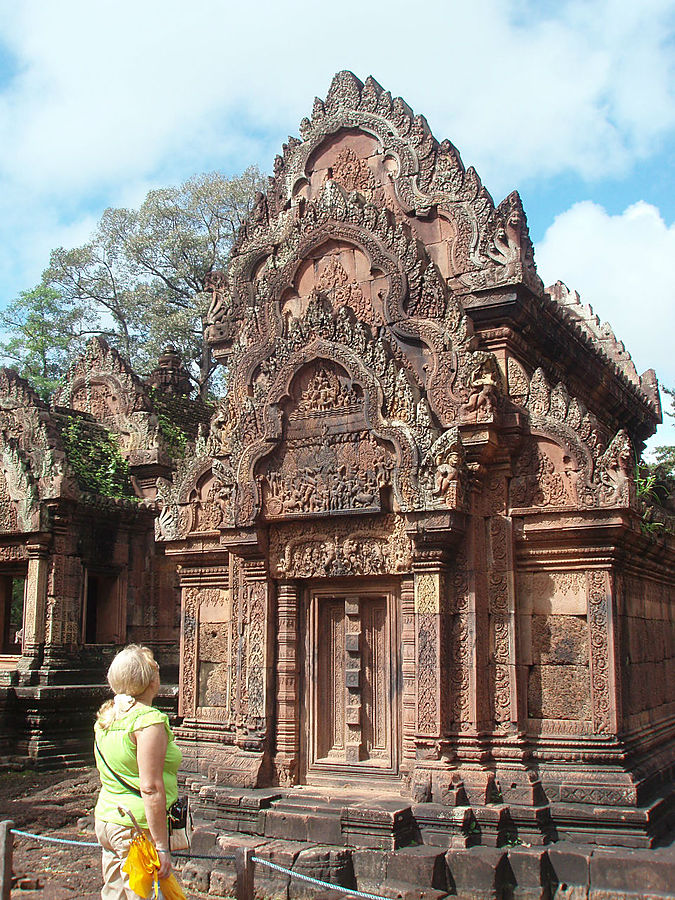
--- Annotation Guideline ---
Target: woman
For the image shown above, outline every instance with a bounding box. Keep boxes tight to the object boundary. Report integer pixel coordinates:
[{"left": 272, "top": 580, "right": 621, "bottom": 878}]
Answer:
[{"left": 94, "top": 645, "right": 182, "bottom": 899}]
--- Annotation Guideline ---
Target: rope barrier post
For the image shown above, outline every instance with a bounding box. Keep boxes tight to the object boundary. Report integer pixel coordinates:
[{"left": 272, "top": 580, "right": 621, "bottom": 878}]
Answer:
[
  {"left": 0, "top": 820, "right": 14, "bottom": 900},
  {"left": 235, "top": 846, "right": 253, "bottom": 900}
]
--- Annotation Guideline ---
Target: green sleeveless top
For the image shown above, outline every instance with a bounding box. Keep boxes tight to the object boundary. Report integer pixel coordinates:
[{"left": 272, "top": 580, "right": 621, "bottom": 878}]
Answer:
[{"left": 94, "top": 704, "right": 182, "bottom": 829}]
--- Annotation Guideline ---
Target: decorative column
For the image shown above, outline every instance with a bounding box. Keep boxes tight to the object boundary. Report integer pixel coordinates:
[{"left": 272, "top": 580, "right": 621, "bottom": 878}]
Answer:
[
  {"left": 400, "top": 574, "right": 416, "bottom": 775},
  {"left": 17, "top": 542, "right": 49, "bottom": 671},
  {"left": 274, "top": 579, "right": 300, "bottom": 785},
  {"left": 485, "top": 514, "right": 520, "bottom": 730},
  {"left": 237, "top": 557, "right": 272, "bottom": 748},
  {"left": 587, "top": 569, "right": 619, "bottom": 735},
  {"left": 413, "top": 549, "right": 449, "bottom": 749}
]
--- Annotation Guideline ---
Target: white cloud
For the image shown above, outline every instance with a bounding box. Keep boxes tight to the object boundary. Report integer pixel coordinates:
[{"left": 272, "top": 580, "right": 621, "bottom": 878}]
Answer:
[
  {"left": 0, "top": 0, "right": 673, "bottom": 462},
  {"left": 0, "top": 0, "right": 673, "bottom": 198},
  {"left": 535, "top": 200, "right": 675, "bottom": 451}
]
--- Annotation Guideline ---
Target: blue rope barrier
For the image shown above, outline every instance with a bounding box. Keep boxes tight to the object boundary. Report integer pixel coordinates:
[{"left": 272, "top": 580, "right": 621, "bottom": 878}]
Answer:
[
  {"left": 11, "top": 829, "right": 99, "bottom": 847},
  {"left": 252, "top": 856, "right": 388, "bottom": 900},
  {"left": 10, "top": 828, "right": 233, "bottom": 860},
  {"left": 9, "top": 827, "right": 387, "bottom": 897}
]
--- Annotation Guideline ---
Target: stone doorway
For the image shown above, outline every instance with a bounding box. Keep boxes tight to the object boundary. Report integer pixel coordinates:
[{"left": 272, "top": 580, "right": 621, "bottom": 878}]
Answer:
[
  {"left": 0, "top": 572, "right": 25, "bottom": 654},
  {"left": 304, "top": 584, "right": 400, "bottom": 781}
]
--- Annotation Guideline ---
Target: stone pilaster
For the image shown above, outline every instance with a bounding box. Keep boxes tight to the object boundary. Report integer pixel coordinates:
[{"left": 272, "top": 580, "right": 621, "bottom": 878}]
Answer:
[
  {"left": 274, "top": 579, "right": 300, "bottom": 785},
  {"left": 238, "top": 556, "right": 272, "bottom": 748},
  {"left": 17, "top": 542, "right": 49, "bottom": 671},
  {"left": 486, "top": 514, "right": 520, "bottom": 731},
  {"left": 400, "top": 574, "right": 416, "bottom": 774},
  {"left": 413, "top": 550, "right": 449, "bottom": 748},
  {"left": 587, "top": 569, "right": 617, "bottom": 735}
]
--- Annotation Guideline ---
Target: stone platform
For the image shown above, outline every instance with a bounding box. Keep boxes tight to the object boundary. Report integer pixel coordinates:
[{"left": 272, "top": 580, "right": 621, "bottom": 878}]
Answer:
[
  {"left": 180, "top": 826, "right": 675, "bottom": 900},
  {"left": 182, "top": 778, "right": 675, "bottom": 897},
  {"left": 185, "top": 774, "right": 675, "bottom": 852}
]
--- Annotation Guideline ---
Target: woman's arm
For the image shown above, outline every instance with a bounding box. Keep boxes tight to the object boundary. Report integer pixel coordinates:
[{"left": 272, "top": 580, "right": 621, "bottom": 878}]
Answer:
[{"left": 135, "top": 722, "right": 172, "bottom": 879}]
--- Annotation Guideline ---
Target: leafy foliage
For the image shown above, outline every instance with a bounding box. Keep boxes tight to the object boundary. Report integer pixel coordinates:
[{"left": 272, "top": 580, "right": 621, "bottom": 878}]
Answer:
[
  {"left": 150, "top": 397, "right": 189, "bottom": 458},
  {"left": 60, "top": 415, "right": 134, "bottom": 499},
  {"left": 651, "top": 386, "right": 675, "bottom": 479},
  {"left": 44, "top": 167, "right": 266, "bottom": 397},
  {"left": 636, "top": 387, "right": 675, "bottom": 534},
  {"left": 0, "top": 284, "right": 92, "bottom": 398}
]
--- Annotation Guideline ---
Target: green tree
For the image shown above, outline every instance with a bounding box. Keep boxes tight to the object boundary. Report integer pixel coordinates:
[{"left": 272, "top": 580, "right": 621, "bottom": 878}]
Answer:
[
  {"left": 653, "top": 386, "right": 675, "bottom": 476},
  {"left": 0, "top": 284, "right": 92, "bottom": 398},
  {"left": 45, "top": 166, "right": 266, "bottom": 397},
  {"left": 638, "top": 385, "right": 675, "bottom": 522}
]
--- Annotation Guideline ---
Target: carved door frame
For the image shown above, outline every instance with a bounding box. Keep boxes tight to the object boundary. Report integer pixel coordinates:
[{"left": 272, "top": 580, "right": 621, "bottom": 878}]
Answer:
[{"left": 300, "top": 578, "right": 401, "bottom": 783}]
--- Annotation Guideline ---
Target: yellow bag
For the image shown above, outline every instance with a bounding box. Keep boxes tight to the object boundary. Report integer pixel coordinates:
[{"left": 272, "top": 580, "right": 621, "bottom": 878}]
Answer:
[{"left": 122, "top": 831, "right": 186, "bottom": 900}]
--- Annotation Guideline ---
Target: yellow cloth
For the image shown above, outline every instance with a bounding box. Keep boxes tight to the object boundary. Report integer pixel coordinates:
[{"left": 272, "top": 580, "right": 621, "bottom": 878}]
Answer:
[{"left": 121, "top": 832, "right": 186, "bottom": 900}]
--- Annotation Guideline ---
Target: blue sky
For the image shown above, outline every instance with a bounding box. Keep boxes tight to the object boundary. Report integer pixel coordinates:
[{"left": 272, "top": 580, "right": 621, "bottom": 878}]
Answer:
[{"left": 0, "top": 0, "right": 673, "bottom": 450}]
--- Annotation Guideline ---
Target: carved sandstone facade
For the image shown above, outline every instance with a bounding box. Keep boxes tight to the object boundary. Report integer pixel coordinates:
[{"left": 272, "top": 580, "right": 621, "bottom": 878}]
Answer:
[
  {"left": 155, "top": 73, "right": 673, "bottom": 846},
  {"left": 0, "top": 340, "right": 209, "bottom": 764},
  {"left": 1, "top": 73, "right": 672, "bottom": 849}
]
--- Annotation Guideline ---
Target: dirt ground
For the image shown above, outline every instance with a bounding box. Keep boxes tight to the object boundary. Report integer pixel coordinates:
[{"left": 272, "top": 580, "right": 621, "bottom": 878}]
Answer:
[{"left": 2, "top": 767, "right": 209, "bottom": 900}]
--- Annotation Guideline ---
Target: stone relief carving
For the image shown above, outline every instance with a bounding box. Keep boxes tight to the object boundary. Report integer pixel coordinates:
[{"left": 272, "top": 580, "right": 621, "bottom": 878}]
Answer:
[
  {"left": 257, "top": 71, "right": 542, "bottom": 295},
  {"left": 507, "top": 357, "right": 530, "bottom": 406},
  {"left": 270, "top": 515, "right": 411, "bottom": 578},
  {"left": 330, "top": 146, "right": 376, "bottom": 194},
  {"left": 587, "top": 570, "right": 611, "bottom": 734},
  {"left": 416, "top": 573, "right": 439, "bottom": 735},
  {"left": 517, "top": 367, "right": 640, "bottom": 512}
]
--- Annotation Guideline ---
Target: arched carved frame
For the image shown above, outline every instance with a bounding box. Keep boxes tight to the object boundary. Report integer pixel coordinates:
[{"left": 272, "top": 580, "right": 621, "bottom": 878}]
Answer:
[
  {"left": 229, "top": 221, "right": 463, "bottom": 432},
  {"left": 236, "top": 339, "right": 421, "bottom": 522},
  {"left": 519, "top": 419, "right": 596, "bottom": 509}
]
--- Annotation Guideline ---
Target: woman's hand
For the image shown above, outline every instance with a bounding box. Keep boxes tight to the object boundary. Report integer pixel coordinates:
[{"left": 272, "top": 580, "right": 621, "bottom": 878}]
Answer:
[
  {"left": 136, "top": 722, "right": 171, "bottom": 877},
  {"left": 156, "top": 848, "right": 172, "bottom": 879}
]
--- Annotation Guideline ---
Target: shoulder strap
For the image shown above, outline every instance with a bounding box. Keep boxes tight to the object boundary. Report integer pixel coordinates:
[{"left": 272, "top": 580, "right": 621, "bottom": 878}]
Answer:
[{"left": 94, "top": 735, "right": 142, "bottom": 797}]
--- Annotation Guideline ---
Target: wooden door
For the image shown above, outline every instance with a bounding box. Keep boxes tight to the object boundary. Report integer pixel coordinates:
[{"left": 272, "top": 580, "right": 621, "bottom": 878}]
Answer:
[{"left": 308, "top": 589, "right": 398, "bottom": 776}]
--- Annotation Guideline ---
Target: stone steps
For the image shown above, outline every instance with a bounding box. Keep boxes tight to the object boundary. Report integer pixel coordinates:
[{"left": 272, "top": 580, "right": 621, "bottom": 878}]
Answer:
[{"left": 180, "top": 828, "right": 675, "bottom": 900}]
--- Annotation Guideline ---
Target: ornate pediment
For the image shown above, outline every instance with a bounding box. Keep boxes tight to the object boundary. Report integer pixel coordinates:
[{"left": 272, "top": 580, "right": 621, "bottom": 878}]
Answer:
[{"left": 509, "top": 367, "right": 636, "bottom": 511}]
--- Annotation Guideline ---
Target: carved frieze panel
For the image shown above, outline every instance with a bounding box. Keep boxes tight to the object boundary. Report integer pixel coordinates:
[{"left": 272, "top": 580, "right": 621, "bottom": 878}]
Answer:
[
  {"left": 283, "top": 245, "right": 383, "bottom": 327},
  {"left": 587, "top": 570, "right": 612, "bottom": 734},
  {"left": 0, "top": 468, "right": 19, "bottom": 532},
  {"left": 519, "top": 367, "right": 636, "bottom": 511},
  {"left": 71, "top": 382, "right": 120, "bottom": 420},
  {"left": 510, "top": 440, "right": 576, "bottom": 509},
  {"left": 183, "top": 586, "right": 232, "bottom": 721},
  {"left": 270, "top": 514, "right": 412, "bottom": 578}
]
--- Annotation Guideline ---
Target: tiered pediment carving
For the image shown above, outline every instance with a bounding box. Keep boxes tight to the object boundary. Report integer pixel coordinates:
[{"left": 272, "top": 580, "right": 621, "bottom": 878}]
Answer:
[
  {"left": 509, "top": 366, "right": 635, "bottom": 511},
  {"left": 238, "top": 70, "right": 541, "bottom": 295},
  {"left": 0, "top": 368, "right": 77, "bottom": 514},
  {"left": 55, "top": 336, "right": 172, "bottom": 467}
]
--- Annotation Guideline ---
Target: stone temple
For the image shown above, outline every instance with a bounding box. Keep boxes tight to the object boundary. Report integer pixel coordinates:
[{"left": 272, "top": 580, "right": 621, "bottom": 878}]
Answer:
[{"left": 1, "top": 72, "right": 674, "bottom": 876}]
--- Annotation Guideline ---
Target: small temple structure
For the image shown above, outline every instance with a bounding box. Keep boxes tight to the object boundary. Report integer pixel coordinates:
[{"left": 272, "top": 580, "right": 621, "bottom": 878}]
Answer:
[{"left": 1, "top": 73, "right": 673, "bottom": 872}]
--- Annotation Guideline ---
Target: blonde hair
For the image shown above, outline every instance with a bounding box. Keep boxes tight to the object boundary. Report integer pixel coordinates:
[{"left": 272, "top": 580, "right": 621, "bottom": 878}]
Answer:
[{"left": 96, "top": 644, "right": 158, "bottom": 730}]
